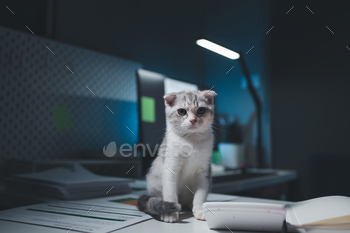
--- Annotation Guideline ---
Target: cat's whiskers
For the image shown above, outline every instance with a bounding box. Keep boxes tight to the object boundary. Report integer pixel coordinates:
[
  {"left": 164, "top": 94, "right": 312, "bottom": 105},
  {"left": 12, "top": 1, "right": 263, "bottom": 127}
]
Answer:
[
  {"left": 211, "top": 125, "right": 227, "bottom": 133},
  {"left": 157, "top": 126, "right": 168, "bottom": 133}
]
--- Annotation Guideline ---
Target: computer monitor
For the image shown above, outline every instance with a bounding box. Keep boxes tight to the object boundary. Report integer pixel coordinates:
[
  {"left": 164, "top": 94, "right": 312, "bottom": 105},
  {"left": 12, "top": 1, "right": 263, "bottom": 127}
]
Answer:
[
  {"left": 136, "top": 69, "right": 199, "bottom": 173},
  {"left": 136, "top": 69, "right": 198, "bottom": 148}
]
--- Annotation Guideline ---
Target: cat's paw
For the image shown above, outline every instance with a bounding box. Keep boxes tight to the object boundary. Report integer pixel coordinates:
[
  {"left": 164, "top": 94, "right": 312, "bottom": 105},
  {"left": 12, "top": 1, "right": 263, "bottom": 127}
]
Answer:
[
  {"left": 160, "top": 212, "right": 179, "bottom": 223},
  {"left": 193, "top": 206, "right": 206, "bottom": 221}
]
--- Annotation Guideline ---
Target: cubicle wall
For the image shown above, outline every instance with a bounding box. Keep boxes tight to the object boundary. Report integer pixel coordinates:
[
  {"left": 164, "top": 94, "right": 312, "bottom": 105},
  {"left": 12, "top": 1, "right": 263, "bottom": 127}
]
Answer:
[{"left": 0, "top": 26, "right": 141, "bottom": 161}]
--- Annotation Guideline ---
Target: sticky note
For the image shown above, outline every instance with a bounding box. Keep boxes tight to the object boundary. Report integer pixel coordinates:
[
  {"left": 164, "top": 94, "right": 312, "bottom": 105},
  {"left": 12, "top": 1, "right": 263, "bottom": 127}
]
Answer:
[
  {"left": 141, "top": 96, "right": 155, "bottom": 123},
  {"left": 212, "top": 150, "right": 222, "bottom": 164},
  {"left": 52, "top": 104, "right": 73, "bottom": 131}
]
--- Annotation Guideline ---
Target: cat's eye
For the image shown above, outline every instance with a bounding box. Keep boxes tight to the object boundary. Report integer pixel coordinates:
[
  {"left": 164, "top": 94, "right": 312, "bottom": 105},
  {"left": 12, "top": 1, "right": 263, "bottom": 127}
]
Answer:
[
  {"left": 177, "top": 108, "right": 187, "bottom": 116},
  {"left": 197, "top": 107, "right": 206, "bottom": 114}
]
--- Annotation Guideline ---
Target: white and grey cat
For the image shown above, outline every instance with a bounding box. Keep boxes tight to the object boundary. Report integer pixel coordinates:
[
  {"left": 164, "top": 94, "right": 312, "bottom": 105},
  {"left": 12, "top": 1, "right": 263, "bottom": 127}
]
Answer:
[{"left": 137, "top": 90, "right": 217, "bottom": 223}]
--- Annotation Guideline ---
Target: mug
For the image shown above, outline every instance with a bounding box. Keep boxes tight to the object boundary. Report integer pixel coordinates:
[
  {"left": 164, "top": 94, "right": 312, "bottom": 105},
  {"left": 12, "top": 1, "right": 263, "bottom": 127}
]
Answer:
[{"left": 218, "top": 143, "right": 244, "bottom": 169}]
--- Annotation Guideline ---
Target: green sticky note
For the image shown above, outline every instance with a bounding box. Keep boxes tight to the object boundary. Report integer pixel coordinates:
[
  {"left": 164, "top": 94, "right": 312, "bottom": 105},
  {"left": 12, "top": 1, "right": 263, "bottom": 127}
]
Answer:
[
  {"left": 141, "top": 96, "right": 155, "bottom": 123},
  {"left": 52, "top": 104, "right": 73, "bottom": 131},
  {"left": 212, "top": 150, "right": 222, "bottom": 164}
]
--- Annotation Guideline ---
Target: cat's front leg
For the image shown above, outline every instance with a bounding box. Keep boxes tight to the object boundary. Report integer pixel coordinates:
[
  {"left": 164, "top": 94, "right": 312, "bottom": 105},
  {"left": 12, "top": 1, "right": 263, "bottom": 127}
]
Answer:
[
  {"left": 192, "top": 172, "right": 210, "bottom": 221},
  {"left": 162, "top": 163, "right": 181, "bottom": 223},
  {"left": 160, "top": 212, "right": 179, "bottom": 223}
]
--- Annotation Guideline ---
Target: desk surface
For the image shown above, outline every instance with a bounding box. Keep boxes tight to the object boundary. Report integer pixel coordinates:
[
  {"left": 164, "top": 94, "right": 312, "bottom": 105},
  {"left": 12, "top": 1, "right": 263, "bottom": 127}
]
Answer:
[
  {"left": 0, "top": 168, "right": 297, "bottom": 210},
  {"left": 0, "top": 194, "right": 289, "bottom": 233},
  {"left": 211, "top": 168, "right": 297, "bottom": 194}
]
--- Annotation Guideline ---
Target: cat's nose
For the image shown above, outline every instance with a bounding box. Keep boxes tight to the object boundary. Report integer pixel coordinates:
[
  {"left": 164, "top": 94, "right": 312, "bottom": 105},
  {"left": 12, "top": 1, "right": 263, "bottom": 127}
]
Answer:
[{"left": 189, "top": 119, "right": 197, "bottom": 125}]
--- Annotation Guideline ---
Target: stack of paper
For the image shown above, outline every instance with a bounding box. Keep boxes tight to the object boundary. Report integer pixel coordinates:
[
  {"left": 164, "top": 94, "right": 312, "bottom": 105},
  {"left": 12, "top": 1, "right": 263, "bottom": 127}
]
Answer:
[
  {"left": 286, "top": 196, "right": 350, "bottom": 232},
  {"left": 6, "top": 163, "right": 132, "bottom": 200},
  {"left": 0, "top": 194, "right": 152, "bottom": 233}
]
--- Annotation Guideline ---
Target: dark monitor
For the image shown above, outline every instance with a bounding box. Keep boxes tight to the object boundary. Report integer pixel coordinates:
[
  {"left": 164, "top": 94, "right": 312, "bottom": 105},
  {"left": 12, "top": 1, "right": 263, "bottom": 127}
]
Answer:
[{"left": 136, "top": 69, "right": 199, "bottom": 173}]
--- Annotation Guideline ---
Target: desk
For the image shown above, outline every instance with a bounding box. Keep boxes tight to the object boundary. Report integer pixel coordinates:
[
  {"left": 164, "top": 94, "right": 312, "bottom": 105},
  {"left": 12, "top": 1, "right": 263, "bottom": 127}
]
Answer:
[
  {"left": 0, "top": 168, "right": 297, "bottom": 210},
  {"left": 211, "top": 168, "right": 297, "bottom": 196},
  {"left": 0, "top": 193, "right": 290, "bottom": 233}
]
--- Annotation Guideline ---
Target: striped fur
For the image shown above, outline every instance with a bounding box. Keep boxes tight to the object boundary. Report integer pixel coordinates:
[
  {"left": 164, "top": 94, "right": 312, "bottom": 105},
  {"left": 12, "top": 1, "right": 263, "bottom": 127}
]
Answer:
[{"left": 137, "top": 195, "right": 181, "bottom": 215}]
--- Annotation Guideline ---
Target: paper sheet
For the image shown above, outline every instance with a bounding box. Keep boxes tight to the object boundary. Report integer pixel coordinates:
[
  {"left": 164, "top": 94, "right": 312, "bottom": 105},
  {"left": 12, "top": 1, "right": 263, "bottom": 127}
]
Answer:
[
  {"left": 0, "top": 194, "right": 151, "bottom": 233},
  {"left": 206, "top": 193, "right": 240, "bottom": 202},
  {"left": 285, "top": 196, "right": 350, "bottom": 232},
  {"left": 286, "top": 196, "right": 350, "bottom": 226}
]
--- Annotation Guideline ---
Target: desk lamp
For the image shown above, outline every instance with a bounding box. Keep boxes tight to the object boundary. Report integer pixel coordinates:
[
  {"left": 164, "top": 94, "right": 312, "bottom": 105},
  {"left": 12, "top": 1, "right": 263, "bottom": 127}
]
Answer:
[{"left": 196, "top": 39, "right": 263, "bottom": 168}]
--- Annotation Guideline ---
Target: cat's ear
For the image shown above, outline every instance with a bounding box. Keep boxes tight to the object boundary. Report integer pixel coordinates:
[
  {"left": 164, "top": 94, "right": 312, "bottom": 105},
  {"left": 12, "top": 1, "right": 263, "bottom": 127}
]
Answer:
[
  {"left": 202, "top": 90, "right": 217, "bottom": 104},
  {"left": 164, "top": 93, "right": 177, "bottom": 107}
]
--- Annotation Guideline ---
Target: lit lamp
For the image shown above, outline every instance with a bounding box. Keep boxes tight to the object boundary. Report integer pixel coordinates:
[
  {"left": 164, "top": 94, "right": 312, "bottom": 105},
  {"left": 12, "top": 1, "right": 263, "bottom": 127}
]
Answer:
[{"left": 196, "top": 39, "right": 263, "bottom": 168}]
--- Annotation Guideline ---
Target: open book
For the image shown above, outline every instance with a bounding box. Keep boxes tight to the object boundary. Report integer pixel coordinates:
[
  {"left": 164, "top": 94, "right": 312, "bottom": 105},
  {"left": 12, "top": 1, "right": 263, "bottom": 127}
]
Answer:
[{"left": 286, "top": 196, "right": 350, "bottom": 232}]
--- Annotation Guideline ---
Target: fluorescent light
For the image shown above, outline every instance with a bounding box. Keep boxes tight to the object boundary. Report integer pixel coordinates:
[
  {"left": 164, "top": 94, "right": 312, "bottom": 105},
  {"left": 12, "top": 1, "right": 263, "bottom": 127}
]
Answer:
[{"left": 196, "top": 39, "right": 240, "bottom": 60}]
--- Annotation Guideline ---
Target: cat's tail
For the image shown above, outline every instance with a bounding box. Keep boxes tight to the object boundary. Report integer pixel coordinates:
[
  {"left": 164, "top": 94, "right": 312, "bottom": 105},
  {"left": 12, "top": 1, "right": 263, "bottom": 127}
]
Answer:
[{"left": 137, "top": 195, "right": 181, "bottom": 215}]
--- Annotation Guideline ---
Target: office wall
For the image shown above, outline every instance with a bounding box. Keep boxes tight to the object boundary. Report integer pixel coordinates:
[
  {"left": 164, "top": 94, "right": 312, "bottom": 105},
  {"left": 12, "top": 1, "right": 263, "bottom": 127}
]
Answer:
[
  {"left": 0, "top": 0, "right": 47, "bottom": 36},
  {"left": 53, "top": 0, "right": 206, "bottom": 85},
  {"left": 270, "top": 1, "right": 350, "bottom": 201}
]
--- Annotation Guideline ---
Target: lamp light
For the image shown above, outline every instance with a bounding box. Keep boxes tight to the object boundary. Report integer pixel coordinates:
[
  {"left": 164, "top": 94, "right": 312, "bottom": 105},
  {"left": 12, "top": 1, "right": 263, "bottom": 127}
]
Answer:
[{"left": 196, "top": 39, "right": 240, "bottom": 60}]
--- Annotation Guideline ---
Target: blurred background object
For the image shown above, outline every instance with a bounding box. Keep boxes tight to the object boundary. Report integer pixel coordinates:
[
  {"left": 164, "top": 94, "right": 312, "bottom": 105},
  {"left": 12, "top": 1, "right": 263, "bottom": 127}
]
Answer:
[{"left": 0, "top": 0, "right": 350, "bottom": 204}]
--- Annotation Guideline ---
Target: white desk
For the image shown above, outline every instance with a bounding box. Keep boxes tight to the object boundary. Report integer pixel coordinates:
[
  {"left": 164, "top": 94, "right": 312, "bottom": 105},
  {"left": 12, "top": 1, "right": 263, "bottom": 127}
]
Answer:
[{"left": 0, "top": 194, "right": 290, "bottom": 233}]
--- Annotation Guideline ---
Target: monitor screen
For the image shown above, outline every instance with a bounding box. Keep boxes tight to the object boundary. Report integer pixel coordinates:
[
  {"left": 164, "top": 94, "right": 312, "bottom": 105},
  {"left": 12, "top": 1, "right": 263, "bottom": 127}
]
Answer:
[
  {"left": 136, "top": 69, "right": 199, "bottom": 174},
  {"left": 164, "top": 77, "right": 198, "bottom": 94},
  {"left": 137, "top": 69, "right": 198, "bottom": 149}
]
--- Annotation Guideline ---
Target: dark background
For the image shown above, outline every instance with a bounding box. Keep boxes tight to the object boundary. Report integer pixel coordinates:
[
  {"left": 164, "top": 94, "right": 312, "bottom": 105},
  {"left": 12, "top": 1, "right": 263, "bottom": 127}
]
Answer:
[
  {"left": 270, "top": 1, "right": 350, "bottom": 201},
  {"left": 1, "top": 0, "right": 350, "bottom": 201}
]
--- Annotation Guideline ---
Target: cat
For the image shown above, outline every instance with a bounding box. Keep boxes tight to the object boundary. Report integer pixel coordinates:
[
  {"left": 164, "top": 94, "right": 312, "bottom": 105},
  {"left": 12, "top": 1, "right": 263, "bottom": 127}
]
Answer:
[{"left": 137, "top": 90, "right": 217, "bottom": 223}]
